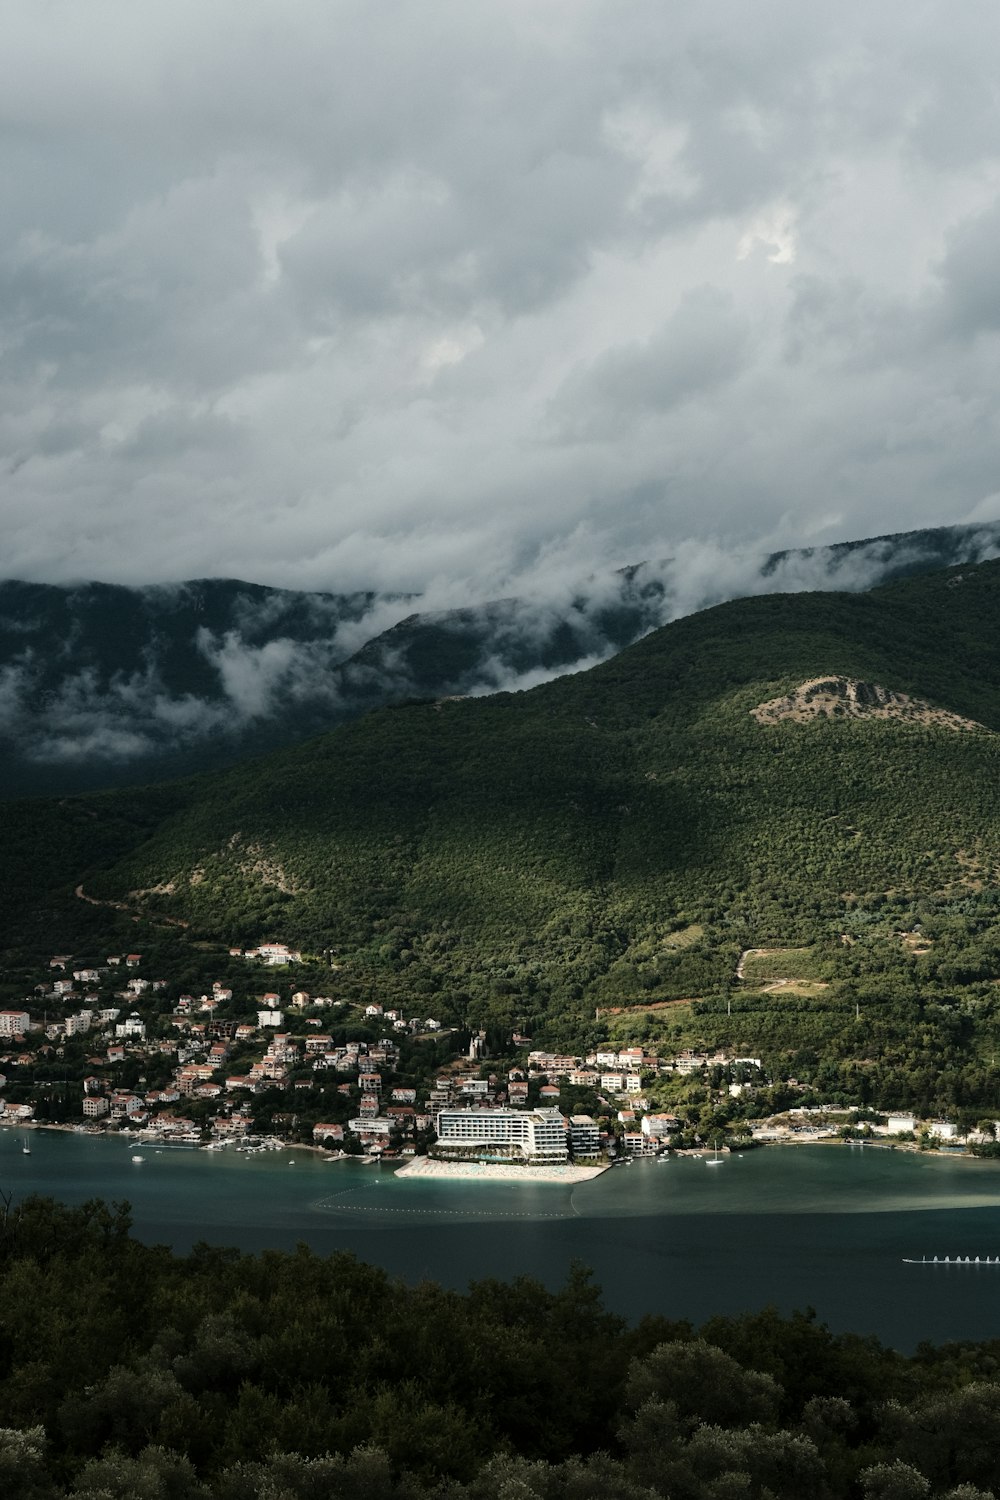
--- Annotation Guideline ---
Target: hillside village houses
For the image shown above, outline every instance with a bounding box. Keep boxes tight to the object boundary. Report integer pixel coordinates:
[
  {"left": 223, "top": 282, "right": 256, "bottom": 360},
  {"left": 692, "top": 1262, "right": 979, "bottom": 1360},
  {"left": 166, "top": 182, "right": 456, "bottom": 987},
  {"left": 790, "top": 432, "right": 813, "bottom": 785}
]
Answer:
[{"left": 0, "top": 946, "right": 979, "bottom": 1158}]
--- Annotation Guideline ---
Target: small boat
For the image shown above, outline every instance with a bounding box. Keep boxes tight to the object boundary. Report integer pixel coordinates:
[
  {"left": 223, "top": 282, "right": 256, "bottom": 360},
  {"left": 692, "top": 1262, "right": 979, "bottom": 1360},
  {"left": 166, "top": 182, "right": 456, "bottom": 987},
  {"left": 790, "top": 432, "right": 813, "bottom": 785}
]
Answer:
[
  {"left": 21, "top": 1138, "right": 30, "bottom": 1155},
  {"left": 131, "top": 1154, "right": 145, "bottom": 1163},
  {"left": 706, "top": 1144, "right": 724, "bottom": 1166}
]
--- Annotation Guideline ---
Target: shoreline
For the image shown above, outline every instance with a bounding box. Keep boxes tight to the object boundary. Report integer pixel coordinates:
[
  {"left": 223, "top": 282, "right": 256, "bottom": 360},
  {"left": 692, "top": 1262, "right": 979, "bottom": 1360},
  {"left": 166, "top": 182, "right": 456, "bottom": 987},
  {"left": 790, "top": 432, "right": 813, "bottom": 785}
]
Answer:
[
  {"left": 394, "top": 1157, "right": 608, "bottom": 1183},
  {"left": 5, "top": 1123, "right": 992, "bottom": 1168}
]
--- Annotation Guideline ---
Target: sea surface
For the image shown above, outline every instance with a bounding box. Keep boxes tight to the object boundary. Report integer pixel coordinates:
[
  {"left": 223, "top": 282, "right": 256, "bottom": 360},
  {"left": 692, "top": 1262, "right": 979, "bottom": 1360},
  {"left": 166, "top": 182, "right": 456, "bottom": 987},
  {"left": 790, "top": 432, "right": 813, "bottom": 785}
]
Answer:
[{"left": 6, "top": 1130, "right": 1000, "bottom": 1350}]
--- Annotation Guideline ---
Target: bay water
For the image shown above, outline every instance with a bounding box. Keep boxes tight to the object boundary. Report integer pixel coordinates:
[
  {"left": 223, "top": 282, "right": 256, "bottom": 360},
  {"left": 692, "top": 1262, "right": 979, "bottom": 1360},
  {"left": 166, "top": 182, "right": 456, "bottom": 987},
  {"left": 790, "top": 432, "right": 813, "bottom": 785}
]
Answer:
[{"left": 6, "top": 1130, "right": 1000, "bottom": 1350}]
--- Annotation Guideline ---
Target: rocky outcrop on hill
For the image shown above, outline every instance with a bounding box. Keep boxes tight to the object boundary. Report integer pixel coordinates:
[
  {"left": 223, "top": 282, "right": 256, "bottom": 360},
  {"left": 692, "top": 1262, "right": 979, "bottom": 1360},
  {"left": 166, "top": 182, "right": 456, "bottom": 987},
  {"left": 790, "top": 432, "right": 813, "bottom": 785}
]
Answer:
[{"left": 751, "top": 676, "right": 985, "bottom": 731}]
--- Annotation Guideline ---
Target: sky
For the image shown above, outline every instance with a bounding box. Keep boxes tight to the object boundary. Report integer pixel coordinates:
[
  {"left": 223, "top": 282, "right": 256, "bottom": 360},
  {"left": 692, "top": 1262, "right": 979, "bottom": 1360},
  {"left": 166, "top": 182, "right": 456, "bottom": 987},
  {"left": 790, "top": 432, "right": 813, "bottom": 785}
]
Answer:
[{"left": 4, "top": 0, "right": 1000, "bottom": 601}]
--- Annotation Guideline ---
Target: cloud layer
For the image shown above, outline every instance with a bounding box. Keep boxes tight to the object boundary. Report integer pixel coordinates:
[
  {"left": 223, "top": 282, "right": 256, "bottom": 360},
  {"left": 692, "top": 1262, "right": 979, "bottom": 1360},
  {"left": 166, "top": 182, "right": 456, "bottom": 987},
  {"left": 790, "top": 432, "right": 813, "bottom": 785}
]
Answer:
[
  {"left": 3, "top": 2, "right": 1000, "bottom": 597},
  {"left": 3, "top": 525, "right": 999, "bottom": 795}
]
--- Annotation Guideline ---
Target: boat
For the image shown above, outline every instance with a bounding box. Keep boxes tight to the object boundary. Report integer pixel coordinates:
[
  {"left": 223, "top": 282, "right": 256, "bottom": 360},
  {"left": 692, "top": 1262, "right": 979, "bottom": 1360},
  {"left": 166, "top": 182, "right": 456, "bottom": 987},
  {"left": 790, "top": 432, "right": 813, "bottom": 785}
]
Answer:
[
  {"left": 131, "top": 1154, "right": 145, "bottom": 1163},
  {"left": 21, "top": 1138, "right": 30, "bottom": 1155},
  {"left": 902, "top": 1254, "right": 1000, "bottom": 1265},
  {"left": 706, "top": 1144, "right": 724, "bottom": 1166}
]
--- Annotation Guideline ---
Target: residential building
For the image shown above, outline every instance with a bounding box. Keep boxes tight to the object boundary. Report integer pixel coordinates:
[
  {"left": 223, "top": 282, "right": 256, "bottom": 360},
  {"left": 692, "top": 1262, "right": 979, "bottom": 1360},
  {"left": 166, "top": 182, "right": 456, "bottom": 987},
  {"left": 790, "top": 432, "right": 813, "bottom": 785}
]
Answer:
[
  {"left": 641, "top": 1113, "right": 681, "bottom": 1140},
  {"left": 623, "top": 1131, "right": 656, "bottom": 1156},
  {"left": 348, "top": 1115, "right": 393, "bottom": 1137},
  {"left": 568, "top": 1115, "right": 600, "bottom": 1157},
  {"left": 246, "top": 943, "right": 301, "bottom": 965}
]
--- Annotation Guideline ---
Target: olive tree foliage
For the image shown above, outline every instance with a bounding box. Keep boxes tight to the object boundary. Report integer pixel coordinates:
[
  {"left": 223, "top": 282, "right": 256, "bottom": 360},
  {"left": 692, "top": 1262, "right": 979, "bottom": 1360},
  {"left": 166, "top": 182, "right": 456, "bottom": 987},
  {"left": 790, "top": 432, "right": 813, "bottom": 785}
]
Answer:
[
  {"left": 859, "top": 1461, "right": 931, "bottom": 1500},
  {"left": 214, "top": 1446, "right": 428, "bottom": 1500},
  {"left": 878, "top": 1386, "right": 1000, "bottom": 1494},
  {"left": 0, "top": 1425, "right": 58, "bottom": 1500},
  {"left": 622, "top": 1339, "right": 782, "bottom": 1433},
  {"left": 68, "top": 1444, "right": 208, "bottom": 1499}
]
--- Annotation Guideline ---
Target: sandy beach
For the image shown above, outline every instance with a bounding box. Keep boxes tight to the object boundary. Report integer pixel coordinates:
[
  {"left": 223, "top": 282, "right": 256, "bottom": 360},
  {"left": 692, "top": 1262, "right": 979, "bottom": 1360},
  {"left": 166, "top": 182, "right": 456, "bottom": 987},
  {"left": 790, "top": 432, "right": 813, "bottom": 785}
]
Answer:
[{"left": 394, "top": 1157, "right": 608, "bottom": 1183}]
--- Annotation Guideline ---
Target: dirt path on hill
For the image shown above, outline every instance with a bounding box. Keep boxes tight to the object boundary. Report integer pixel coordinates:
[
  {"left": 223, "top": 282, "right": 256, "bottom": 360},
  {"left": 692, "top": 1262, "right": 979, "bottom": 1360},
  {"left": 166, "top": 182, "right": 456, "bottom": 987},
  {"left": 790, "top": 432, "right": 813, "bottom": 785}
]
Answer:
[
  {"left": 736, "top": 947, "right": 784, "bottom": 980},
  {"left": 74, "top": 883, "right": 190, "bottom": 928},
  {"left": 596, "top": 997, "right": 695, "bottom": 1018}
]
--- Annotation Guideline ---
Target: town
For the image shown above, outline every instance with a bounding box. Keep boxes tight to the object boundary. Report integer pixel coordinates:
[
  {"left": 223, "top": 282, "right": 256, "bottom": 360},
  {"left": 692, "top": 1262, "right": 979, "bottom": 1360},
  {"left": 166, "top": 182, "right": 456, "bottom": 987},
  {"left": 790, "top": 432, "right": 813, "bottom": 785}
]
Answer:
[{"left": 0, "top": 940, "right": 981, "bottom": 1163}]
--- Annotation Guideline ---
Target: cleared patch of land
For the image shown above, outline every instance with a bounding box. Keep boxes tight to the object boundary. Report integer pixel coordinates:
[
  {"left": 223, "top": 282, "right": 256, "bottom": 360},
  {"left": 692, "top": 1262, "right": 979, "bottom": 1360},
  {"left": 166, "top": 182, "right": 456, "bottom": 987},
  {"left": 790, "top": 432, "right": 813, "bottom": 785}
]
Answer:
[
  {"left": 662, "top": 923, "right": 704, "bottom": 950},
  {"left": 738, "top": 947, "right": 828, "bottom": 983},
  {"left": 599, "top": 997, "right": 698, "bottom": 1018}
]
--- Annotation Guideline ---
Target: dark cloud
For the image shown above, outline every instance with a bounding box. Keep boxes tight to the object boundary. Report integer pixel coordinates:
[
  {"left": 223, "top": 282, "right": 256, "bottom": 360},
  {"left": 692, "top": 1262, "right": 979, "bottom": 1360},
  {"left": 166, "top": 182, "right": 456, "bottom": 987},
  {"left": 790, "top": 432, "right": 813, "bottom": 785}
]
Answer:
[{"left": 1, "top": 2, "right": 1000, "bottom": 598}]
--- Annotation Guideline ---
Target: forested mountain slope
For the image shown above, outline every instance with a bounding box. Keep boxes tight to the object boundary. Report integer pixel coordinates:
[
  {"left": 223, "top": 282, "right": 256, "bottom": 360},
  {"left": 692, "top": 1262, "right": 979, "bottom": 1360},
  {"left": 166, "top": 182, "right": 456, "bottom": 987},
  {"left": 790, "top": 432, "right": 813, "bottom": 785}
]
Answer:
[
  {"left": 2, "top": 559, "right": 986, "bottom": 1041},
  {"left": 3, "top": 520, "right": 999, "bottom": 797}
]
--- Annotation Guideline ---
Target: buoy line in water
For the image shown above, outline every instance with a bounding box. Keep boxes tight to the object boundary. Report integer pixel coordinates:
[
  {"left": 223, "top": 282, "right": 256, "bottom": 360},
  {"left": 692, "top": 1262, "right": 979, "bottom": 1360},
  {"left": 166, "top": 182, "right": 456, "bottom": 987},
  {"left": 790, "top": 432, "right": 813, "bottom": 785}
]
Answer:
[{"left": 312, "top": 1193, "right": 573, "bottom": 1220}]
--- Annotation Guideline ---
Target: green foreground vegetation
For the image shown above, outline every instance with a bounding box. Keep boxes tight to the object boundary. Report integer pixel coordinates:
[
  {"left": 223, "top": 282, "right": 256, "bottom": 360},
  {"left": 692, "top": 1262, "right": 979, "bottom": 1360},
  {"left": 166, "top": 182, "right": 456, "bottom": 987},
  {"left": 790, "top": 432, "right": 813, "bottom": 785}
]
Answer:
[{"left": 3, "top": 1193, "right": 1000, "bottom": 1499}]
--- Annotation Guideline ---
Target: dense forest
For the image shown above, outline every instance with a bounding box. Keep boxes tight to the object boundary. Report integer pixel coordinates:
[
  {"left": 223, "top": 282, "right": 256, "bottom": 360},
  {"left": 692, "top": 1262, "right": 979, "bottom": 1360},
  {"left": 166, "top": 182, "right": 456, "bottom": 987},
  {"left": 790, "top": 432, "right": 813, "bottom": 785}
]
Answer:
[
  {"left": 10, "top": 561, "right": 1000, "bottom": 1114},
  {"left": 4, "top": 1193, "right": 1000, "bottom": 1499}
]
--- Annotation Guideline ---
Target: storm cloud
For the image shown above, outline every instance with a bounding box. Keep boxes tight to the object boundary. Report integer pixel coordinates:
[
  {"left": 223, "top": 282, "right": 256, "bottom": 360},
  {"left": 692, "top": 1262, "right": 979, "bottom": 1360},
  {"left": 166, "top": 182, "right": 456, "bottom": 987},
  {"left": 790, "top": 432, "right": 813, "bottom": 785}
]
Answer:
[{"left": 3, "top": 1, "right": 1000, "bottom": 597}]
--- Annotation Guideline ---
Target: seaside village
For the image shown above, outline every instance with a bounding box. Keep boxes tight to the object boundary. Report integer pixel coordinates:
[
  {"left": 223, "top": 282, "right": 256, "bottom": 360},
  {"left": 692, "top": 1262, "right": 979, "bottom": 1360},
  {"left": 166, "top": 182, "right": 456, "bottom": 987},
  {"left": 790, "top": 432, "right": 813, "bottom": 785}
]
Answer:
[{"left": 0, "top": 942, "right": 973, "bottom": 1163}]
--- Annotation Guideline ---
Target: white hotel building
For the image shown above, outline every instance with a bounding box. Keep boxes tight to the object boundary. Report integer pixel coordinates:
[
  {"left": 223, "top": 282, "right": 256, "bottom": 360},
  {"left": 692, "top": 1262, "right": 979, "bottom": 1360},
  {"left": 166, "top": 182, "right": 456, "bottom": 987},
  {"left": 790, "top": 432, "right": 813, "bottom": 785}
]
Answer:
[{"left": 435, "top": 1107, "right": 569, "bottom": 1164}]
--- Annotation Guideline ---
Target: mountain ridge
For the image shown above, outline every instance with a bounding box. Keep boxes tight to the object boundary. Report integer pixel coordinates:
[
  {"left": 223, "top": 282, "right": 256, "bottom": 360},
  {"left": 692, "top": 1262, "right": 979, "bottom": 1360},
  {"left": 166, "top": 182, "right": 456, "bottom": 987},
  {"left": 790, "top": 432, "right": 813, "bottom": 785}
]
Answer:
[
  {"left": 7, "top": 557, "right": 1000, "bottom": 995},
  {"left": 4, "top": 520, "right": 1000, "bottom": 798},
  {"left": 8, "top": 556, "right": 1000, "bottom": 1113}
]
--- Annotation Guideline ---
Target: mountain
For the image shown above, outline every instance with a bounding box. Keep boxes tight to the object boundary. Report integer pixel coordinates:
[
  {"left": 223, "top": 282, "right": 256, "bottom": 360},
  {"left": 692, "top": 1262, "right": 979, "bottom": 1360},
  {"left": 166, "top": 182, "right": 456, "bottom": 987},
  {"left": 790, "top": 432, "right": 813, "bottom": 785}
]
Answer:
[
  {"left": 9, "top": 554, "right": 1000, "bottom": 1093},
  {"left": 3, "top": 521, "right": 1000, "bottom": 799}
]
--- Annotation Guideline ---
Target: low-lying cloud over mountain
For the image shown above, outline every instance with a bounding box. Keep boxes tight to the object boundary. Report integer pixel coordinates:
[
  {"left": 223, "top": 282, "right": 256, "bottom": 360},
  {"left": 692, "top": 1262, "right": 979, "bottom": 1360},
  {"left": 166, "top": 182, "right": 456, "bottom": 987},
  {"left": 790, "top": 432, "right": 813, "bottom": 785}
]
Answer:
[{"left": 3, "top": 522, "right": 999, "bottom": 797}]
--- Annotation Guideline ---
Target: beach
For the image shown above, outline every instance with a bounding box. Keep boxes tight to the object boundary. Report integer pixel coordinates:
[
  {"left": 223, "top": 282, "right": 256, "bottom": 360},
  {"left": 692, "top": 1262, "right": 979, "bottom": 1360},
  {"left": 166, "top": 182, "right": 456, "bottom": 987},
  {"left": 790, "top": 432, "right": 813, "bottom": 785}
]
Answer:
[{"left": 394, "top": 1157, "right": 608, "bottom": 1183}]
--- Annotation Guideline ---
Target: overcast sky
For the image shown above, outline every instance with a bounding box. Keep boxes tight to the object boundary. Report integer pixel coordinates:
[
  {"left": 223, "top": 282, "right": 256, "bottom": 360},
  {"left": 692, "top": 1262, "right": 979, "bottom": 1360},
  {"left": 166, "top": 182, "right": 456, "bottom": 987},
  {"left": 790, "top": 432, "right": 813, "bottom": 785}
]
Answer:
[{"left": 3, "top": 0, "right": 1000, "bottom": 598}]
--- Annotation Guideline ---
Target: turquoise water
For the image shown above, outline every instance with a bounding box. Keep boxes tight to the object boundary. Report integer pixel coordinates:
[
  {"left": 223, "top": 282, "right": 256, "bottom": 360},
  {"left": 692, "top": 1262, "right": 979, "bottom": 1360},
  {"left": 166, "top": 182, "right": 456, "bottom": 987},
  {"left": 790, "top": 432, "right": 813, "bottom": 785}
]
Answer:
[{"left": 6, "top": 1130, "right": 1000, "bottom": 1350}]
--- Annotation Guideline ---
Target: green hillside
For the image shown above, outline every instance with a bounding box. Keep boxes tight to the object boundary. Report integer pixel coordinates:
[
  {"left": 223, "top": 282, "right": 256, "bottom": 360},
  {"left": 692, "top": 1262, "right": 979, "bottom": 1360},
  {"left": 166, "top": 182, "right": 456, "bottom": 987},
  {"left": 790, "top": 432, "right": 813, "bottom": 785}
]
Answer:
[
  {"left": 4, "top": 521, "right": 1000, "bottom": 800},
  {"left": 12, "top": 558, "right": 1000, "bottom": 1109}
]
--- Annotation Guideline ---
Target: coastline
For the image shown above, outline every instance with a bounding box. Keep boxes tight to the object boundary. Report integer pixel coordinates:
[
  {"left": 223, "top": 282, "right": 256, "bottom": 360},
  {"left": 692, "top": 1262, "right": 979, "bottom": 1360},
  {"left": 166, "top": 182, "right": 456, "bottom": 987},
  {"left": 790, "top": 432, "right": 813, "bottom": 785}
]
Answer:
[{"left": 394, "top": 1157, "right": 608, "bottom": 1183}]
